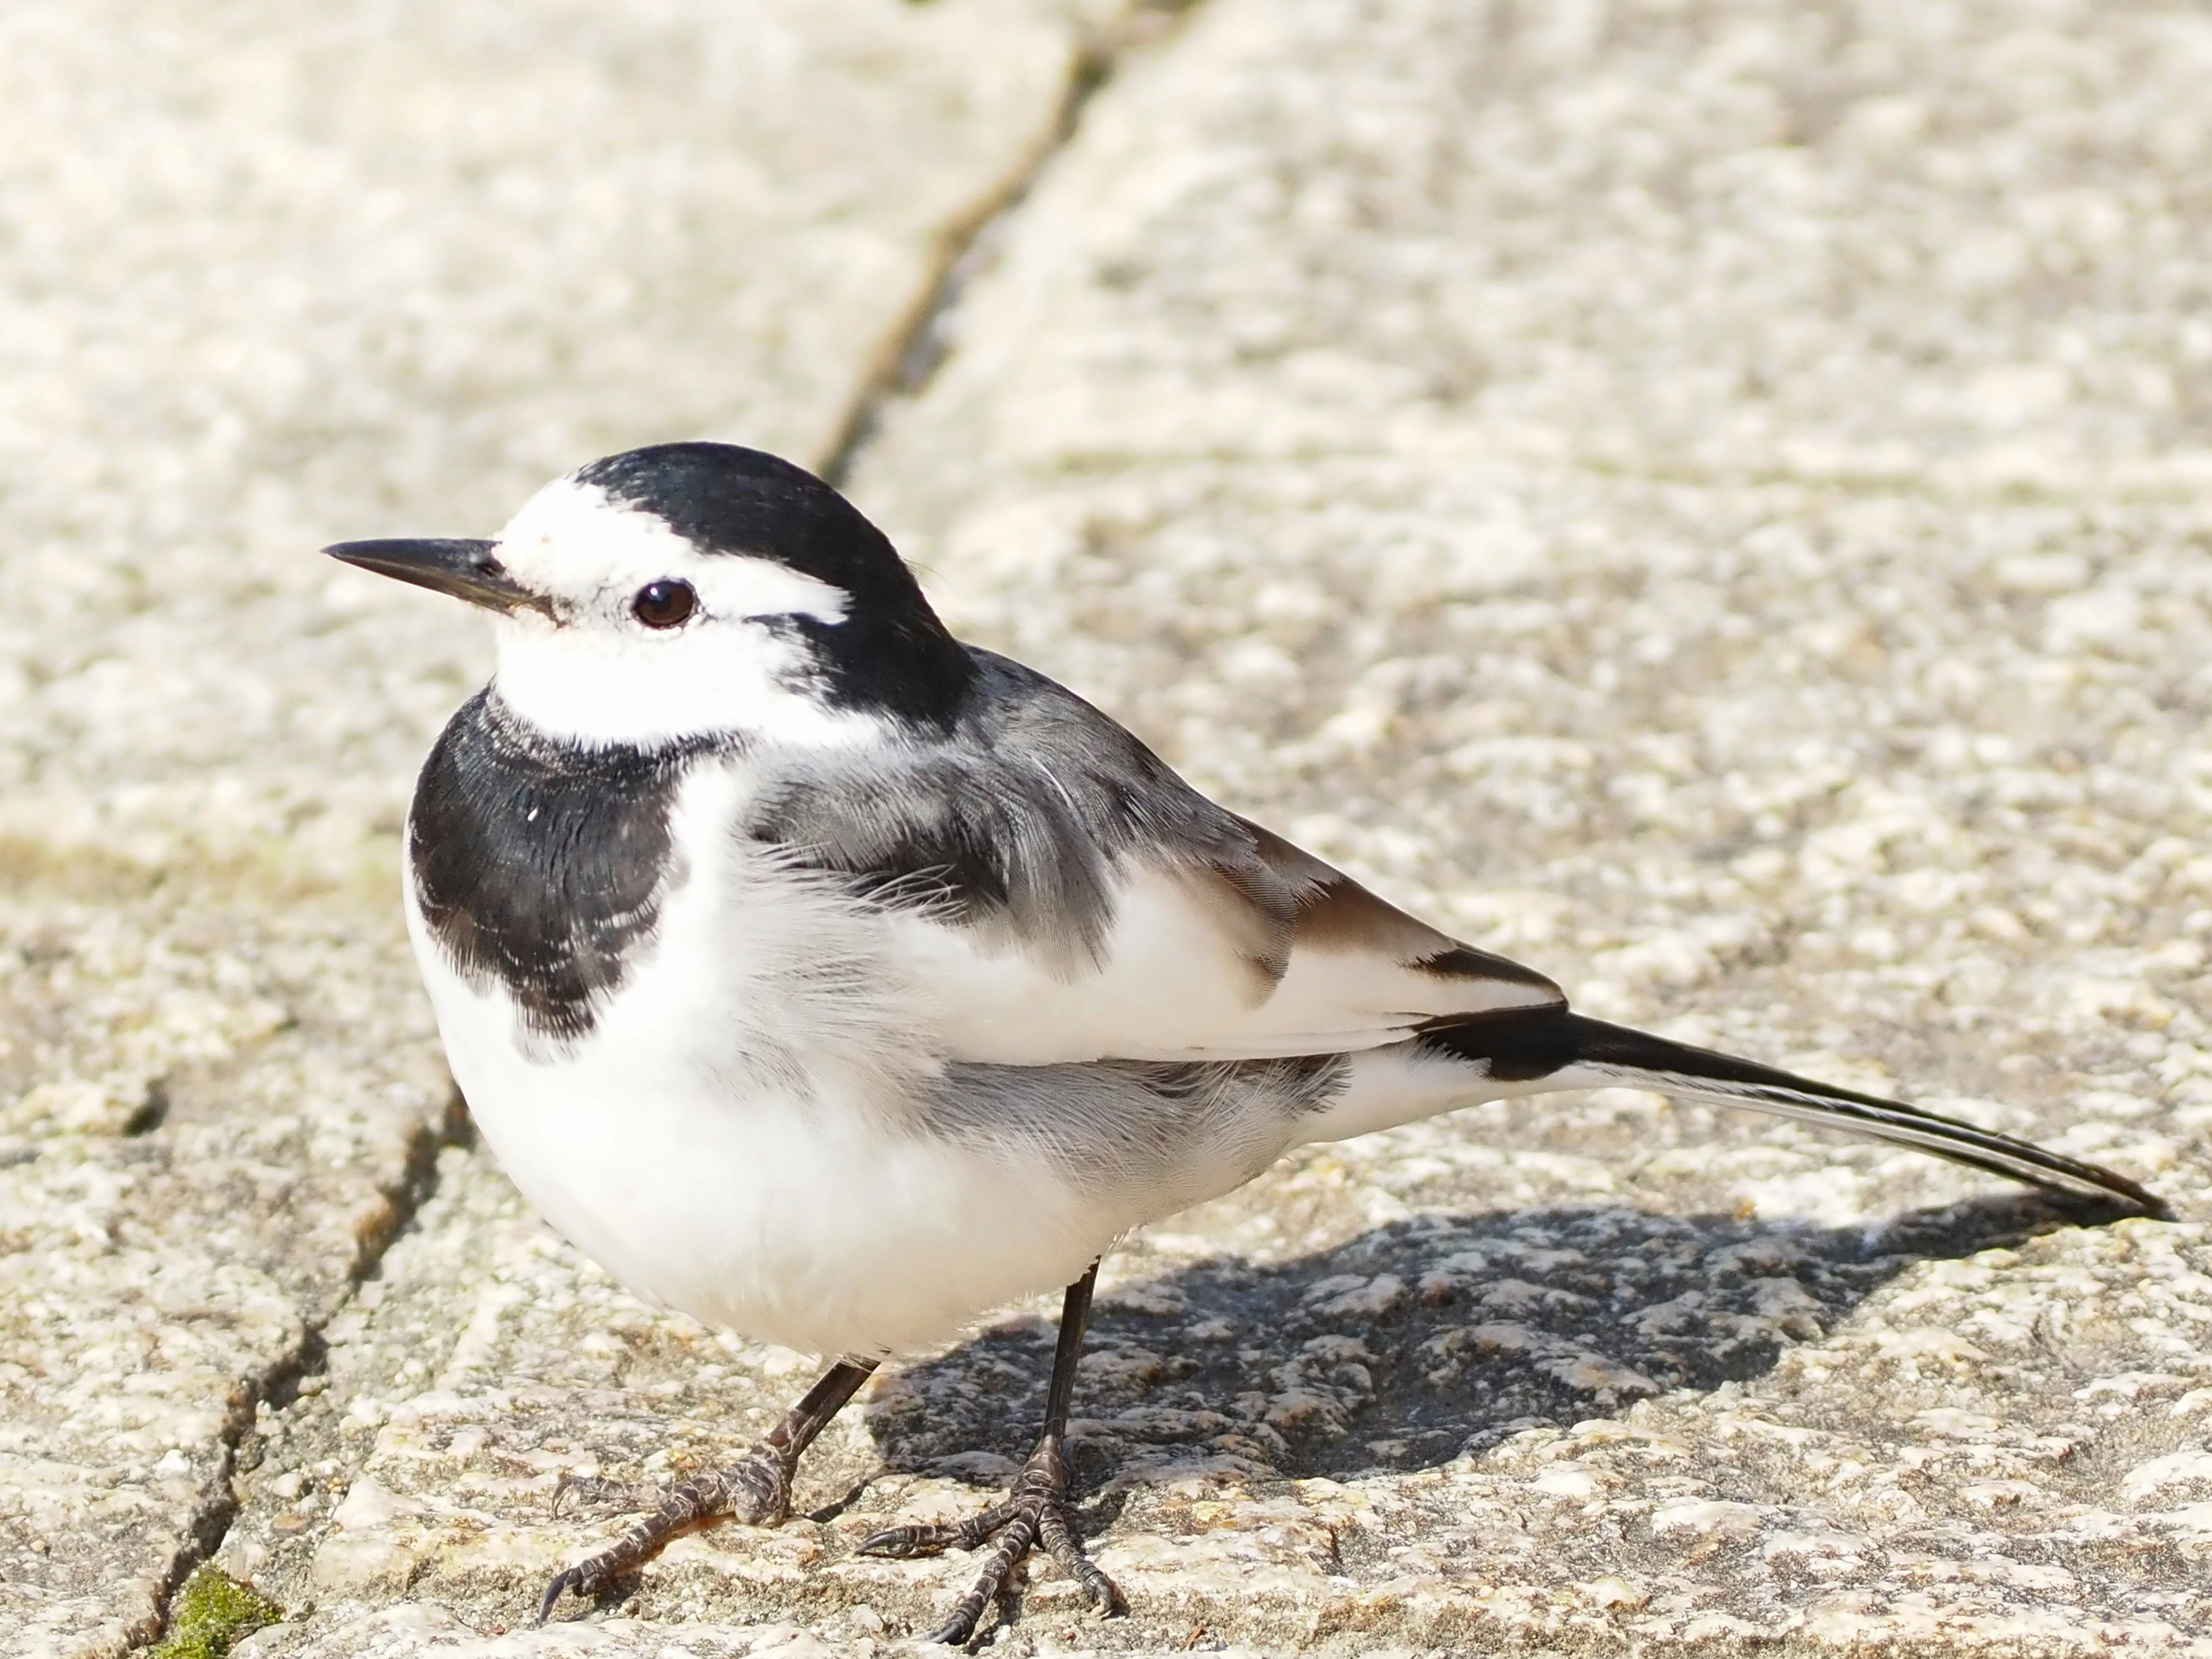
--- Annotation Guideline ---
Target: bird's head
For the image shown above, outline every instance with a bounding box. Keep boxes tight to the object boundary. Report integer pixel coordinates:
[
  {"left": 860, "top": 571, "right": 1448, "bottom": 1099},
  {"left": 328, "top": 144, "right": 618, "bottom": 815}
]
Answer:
[{"left": 326, "top": 442, "right": 972, "bottom": 746}]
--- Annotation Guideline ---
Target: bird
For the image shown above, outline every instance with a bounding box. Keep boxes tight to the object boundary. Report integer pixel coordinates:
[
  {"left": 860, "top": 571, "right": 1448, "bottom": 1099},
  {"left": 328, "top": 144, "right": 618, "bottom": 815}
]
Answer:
[{"left": 327, "top": 440, "right": 2168, "bottom": 1646}]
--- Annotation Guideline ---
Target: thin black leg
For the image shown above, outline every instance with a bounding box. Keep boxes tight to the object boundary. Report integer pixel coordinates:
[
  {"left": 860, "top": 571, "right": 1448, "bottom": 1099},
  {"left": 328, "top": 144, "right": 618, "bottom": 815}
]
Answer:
[
  {"left": 1042, "top": 1262, "right": 1096, "bottom": 1435},
  {"left": 539, "top": 1355, "right": 878, "bottom": 1622},
  {"left": 859, "top": 1263, "right": 1123, "bottom": 1646},
  {"left": 768, "top": 1357, "right": 881, "bottom": 1463}
]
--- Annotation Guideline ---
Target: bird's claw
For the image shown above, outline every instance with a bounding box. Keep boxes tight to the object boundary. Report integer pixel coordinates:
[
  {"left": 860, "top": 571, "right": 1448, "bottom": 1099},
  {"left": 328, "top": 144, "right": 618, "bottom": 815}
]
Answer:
[
  {"left": 549, "top": 1471, "right": 660, "bottom": 1519},
  {"left": 537, "top": 1446, "right": 793, "bottom": 1623},
  {"left": 536, "top": 1562, "right": 600, "bottom": 1627},
  {"left": 857, "top": 1438, "right": 1120, "bottom": 1646}
]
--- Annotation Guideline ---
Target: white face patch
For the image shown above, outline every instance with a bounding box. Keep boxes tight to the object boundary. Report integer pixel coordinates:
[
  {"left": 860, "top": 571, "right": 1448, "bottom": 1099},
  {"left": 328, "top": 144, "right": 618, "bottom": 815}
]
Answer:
[
  {"left": 496, "top": 476, "right": 850, "bottom": 625},
  {"left": 484, "top": 475, "right": 878, "bottom": 749}
]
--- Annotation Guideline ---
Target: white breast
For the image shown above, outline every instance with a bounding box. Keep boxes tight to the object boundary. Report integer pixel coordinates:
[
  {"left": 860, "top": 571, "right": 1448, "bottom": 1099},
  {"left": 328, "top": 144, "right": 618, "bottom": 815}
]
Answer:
[{"left": 406, "top": 759, "right": 1119, "bottom": 1356}]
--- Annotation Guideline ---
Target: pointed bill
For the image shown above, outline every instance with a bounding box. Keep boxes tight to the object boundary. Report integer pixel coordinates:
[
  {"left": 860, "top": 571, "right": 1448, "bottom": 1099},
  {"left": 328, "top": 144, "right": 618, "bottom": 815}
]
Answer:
[{"left": 324, "top": 538, "right": 554, "bottom": 617}]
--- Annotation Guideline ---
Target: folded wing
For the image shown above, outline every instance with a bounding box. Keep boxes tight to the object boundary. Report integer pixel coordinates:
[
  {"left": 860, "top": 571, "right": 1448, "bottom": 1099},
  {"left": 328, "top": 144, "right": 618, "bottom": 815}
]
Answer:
[{"left": 740, "top": 649, "right": 1562, "bottom": 1065}]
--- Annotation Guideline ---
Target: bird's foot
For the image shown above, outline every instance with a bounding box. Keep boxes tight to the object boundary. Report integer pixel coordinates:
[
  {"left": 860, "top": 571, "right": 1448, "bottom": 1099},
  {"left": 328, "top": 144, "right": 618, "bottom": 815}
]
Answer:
[
  {"left": 548, "top": 1472, "right": 660, "bottom": 1518},
  {"left": 857, "top": 1435, "right": 1121, "bottom": 1646},
  {"left": 538, "top": 1443, "right": 791, "bottom": 1623}
]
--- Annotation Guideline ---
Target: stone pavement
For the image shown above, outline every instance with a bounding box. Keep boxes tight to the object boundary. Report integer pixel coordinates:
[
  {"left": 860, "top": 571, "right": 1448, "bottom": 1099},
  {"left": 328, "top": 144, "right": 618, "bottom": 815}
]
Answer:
[
  {"left": 7, "top": 0, "right": 2212, "bottom": 1654},
  {"left": 0, "top": 2, "right": 1133, "bottom": 1652}
]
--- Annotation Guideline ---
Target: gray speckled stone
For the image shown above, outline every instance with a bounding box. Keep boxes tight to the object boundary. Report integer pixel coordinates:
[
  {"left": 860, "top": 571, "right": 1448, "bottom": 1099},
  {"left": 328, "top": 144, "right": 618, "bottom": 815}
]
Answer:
[
  {"left": 883, "top": 0, "right": 2212, "bottom": 1646},
  {"left": 18, "top": 0, "right": 2212, "bottom": 1653},
  {"left": 0, "top": 3, "right": 1128, "bottom": 1653},
  {"left": 237, "top": 0, "right": 2212, "bottom": 1639}
]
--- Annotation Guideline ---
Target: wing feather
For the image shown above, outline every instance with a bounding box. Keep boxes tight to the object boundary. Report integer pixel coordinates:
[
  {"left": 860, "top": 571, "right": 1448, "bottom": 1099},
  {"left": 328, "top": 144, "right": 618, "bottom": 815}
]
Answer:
[{"left": 744, "top": 647, "right": 1562, "bottom": 1065}]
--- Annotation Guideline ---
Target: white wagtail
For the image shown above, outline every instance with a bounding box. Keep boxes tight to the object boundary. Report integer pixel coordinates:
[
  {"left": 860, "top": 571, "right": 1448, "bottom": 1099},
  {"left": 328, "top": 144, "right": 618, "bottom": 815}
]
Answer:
[{"left": 327, "top": 441, "right": 2168, "bottom": 1644}]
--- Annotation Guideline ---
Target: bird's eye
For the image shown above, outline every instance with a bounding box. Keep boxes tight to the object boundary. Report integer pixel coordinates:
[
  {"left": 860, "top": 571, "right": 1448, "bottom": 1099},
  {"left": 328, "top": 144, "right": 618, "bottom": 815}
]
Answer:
[{"left": 632, "top": 579, "right": 697, "bottom": 629}]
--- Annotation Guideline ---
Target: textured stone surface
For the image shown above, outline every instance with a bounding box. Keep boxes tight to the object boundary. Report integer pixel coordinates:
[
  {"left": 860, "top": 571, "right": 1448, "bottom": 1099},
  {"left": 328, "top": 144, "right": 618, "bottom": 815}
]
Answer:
[
  {"left": 14, "top": 0, "right": 2212, "bottom": 1654},
  {"left": 0, "top": 3, "right": 1124, "bottom": 1653},
  {"left": 861, "top": 0, "right": 2212, "bottom": 1645},
  {"left": 214, "top": 1145, "right": 2212, "bottom": 1654}
]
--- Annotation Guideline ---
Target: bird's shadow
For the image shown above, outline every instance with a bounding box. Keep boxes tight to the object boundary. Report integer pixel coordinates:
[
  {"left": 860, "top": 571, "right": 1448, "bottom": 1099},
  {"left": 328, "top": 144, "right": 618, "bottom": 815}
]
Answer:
[{"left": 861, "top": 1191, "right": 2116, "bottom": 1497}]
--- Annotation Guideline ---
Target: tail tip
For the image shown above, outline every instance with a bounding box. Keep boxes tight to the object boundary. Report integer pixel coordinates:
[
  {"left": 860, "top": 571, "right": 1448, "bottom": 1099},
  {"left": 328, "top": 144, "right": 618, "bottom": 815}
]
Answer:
[{"left": 2054, "top": 1184, "right": 2175, "bottom": 1228}]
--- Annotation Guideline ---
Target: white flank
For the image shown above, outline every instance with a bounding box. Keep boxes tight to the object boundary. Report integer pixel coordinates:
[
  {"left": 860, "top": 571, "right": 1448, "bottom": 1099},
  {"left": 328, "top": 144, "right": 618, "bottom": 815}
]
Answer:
[
  {"left": 880, "top": 861, "right": 1557, "bottom": 1065},
  {"left": 1296, "top": 1042, "right": 1547, "bottom": 1145}
]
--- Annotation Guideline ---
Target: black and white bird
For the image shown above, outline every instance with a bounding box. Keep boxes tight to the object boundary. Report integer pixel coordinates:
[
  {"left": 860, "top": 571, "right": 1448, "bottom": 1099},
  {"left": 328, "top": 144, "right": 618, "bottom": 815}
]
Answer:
[{"left": 328, "top": 441, "right": 2167, "bottom": 1645}]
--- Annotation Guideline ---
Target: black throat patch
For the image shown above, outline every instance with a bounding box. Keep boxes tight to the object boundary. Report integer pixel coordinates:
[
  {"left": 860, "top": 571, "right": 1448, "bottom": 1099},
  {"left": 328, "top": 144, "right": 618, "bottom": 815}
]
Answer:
[{"left": 409, "top": 691, "right": 718, "bottom": 1047}]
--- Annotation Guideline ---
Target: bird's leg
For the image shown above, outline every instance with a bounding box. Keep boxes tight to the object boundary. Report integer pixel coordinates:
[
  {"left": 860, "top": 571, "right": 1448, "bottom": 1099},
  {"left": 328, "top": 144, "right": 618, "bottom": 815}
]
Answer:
[
  {"left": 859, "top": 1263, "right": 1123, "bottom": 1646},
  {"left": 538, "top": 1355, "right": 877, "bottom": 1623}
]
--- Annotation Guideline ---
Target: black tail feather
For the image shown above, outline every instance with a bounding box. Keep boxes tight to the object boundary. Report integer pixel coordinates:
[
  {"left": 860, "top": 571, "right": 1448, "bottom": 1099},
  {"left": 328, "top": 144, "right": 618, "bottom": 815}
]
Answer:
[{"left": 1421, "top": 1010, "right": 2171, "bottom": 1222}]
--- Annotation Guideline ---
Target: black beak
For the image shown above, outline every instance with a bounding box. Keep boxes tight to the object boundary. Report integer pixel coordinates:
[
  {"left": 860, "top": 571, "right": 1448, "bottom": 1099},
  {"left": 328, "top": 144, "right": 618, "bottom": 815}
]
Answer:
[{"left": 322, "top": 539, "right": 554, "bottom": 618}]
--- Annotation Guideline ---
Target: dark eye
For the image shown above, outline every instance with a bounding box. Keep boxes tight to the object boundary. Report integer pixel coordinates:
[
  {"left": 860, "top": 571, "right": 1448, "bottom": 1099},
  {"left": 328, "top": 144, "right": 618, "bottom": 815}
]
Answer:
[{"left": 632, "top": 579, "right": 696, "bottom": 629}]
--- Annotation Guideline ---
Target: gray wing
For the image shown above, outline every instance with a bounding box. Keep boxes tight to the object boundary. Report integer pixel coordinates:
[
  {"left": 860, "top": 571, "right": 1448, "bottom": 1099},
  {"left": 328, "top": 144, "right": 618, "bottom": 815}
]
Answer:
[{"left": 743, "top": 649, "right": 1562, "bottom": 1065}]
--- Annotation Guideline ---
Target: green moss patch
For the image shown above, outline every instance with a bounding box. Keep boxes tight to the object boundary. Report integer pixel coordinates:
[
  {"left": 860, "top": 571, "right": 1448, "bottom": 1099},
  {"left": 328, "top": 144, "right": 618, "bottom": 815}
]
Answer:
[{"left": 149, "top": 1565, "right": 283, "bottom": 1659}]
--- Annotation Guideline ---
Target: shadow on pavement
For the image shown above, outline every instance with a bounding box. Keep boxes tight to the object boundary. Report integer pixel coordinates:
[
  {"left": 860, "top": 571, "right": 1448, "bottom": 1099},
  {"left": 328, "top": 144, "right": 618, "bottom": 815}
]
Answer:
[{"left": 863, "top": 1191, "right": 2100, "bottom": 1486}]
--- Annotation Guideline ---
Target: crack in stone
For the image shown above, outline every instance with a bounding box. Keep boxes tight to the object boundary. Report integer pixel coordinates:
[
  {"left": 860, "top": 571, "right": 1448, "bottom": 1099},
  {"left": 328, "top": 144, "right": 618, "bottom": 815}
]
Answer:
[
  {"left": 137, "top": 1088, "right": 474, "bottom": 1652},
  {"left": 119, "top": 15, "right": 1192, "bottom": 1619},
  {"left": 128, "top": 10, "right": 1205, "bottom": 1646},
  {"left": 821, "top": 0, "right": 1213, "bottom": 490}
]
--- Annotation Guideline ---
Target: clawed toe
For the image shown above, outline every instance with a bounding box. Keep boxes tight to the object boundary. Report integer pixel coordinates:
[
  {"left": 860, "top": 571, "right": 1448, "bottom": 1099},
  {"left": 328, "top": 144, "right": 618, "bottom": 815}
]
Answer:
[
  {"left": 858, "top": 1440, "right": 1120, "bottom": 1647},
  {"left": 537, "top": 1449, "right": 791, "bottom": 1623},
  {"left": 855, "top": 1499, "right": 1014, "bottom": 1560},
  {"left": 536, "top": 1563, "right": 597, "bottom": 1627},
  {"left": 550, "top": 1472, "right": 658, "bottom": 1518},
  {"left": 536, "top": 1277, "right": 1116, "bottom": 1641},
  {"left": 535, "top": 1359, "right": 879, "bottom": 1624}
]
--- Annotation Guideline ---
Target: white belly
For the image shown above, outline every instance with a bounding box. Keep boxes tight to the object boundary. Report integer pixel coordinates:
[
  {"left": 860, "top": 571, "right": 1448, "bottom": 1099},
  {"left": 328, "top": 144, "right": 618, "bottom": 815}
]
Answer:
[{"left": 406, "top": 767, "right": 1118, "bottom": 1356}]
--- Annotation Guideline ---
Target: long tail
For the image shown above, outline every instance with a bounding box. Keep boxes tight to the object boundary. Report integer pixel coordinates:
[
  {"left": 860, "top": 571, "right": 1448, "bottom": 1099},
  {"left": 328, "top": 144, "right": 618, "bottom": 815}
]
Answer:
[{"left": 1418, "top": 1010, "right": 2171, "bottom": 1221}]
